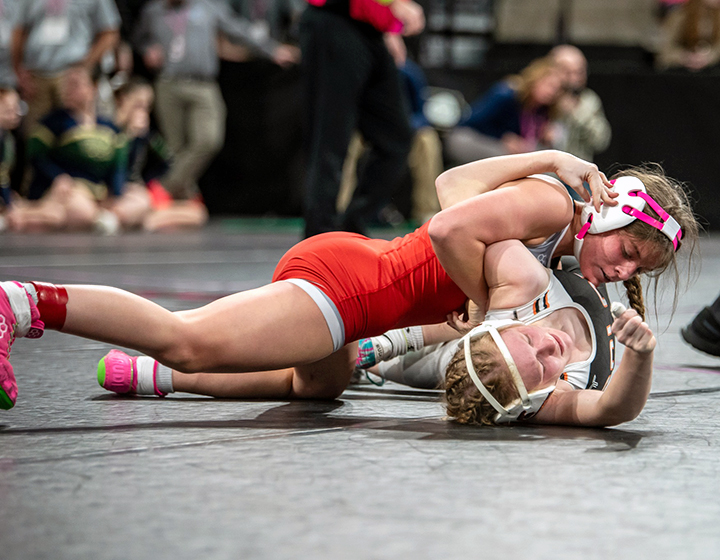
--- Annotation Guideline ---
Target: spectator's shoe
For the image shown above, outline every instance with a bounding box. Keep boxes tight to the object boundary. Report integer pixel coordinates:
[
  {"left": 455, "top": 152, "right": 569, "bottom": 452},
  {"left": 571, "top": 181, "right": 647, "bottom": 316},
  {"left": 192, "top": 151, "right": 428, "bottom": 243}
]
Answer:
[
  {"left": 681, "top": 307, "right": 720, "bottom": 357},
  {"left": 0, "top": 282, "right": 44, "bottom": 410},
  {"left": 98, "top": 350, "right": 166, "bottom": 396},
  {"left": 94, "top": 210, "right": 120, "bottom": 236},
  {"left": 147, "top": 180, "right": 173, "bottom": 210}
]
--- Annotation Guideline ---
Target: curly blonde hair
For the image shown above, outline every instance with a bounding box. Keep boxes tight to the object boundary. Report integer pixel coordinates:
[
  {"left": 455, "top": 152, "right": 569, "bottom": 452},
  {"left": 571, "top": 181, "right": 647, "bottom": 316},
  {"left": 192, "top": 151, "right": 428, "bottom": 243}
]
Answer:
[{"left": 445, "top": 332, "right": 516, "bottom": 426}]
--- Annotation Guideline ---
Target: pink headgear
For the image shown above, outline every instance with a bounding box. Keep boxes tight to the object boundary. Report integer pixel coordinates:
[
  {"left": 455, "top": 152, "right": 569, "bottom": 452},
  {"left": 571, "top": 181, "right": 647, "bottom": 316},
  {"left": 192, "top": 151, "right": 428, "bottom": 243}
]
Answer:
[{"left": 574, "top": 176, "right": 683, "bottom": 260}]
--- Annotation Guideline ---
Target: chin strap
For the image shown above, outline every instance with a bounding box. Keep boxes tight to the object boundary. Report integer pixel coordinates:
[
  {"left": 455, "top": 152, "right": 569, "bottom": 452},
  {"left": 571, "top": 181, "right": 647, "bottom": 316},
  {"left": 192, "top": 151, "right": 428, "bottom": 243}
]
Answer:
[
  {"left": 463, "top": 322, "right": 534, "bottom": 419},
  {"left": 463, "top": 321, "right": 564, "bottom": 424}
]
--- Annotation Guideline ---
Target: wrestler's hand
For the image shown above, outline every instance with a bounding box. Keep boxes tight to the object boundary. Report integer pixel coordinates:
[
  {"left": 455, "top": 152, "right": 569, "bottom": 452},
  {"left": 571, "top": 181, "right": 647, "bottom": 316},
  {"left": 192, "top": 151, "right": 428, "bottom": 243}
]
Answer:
[
  {"left": 550, "top": 150, "right": 617, "bottom": 213},
  {"left": 446, "top": 300, "right": 484, "bottom": 335},
  {"left": 612, "top": 309, "right": 656, "bottom": 354}
]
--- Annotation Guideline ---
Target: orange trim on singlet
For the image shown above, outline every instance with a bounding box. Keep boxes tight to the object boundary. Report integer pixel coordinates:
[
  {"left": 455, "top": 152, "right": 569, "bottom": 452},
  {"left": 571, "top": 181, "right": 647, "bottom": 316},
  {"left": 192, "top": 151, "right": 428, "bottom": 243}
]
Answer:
[{"left": 533, "top": 293, "right": 549, "bottom": 315}]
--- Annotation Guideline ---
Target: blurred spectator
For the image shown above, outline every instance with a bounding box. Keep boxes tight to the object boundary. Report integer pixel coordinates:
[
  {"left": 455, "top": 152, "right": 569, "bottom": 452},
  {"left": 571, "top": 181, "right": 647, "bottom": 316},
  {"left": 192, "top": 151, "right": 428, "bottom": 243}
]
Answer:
[
  {"left": 219, "top": 0, "right": 304, "bottom": 61},
  {"left": 547, "top": 44, "right": 611, "bottom": 162},
  {"left": 228, "top": 0, "right": 304, "bottom": 42},
  {"left": 445, "top": 57, "right": 563, "bottom": 166},
  {"left": 338, "top": 55, "right": 442, "bottom": 226},
  {"left": 7, "top": 64, "right": 148, "bottom": 233},
  {"left": 114, "top": 77, "right": 208, "bottom": 231},
  {"left": 299, "top": 0, "right": 425, "bottom": 237},
  {"left": 0, "top": 87, "right": 21, "bottom": 230},
  {"left": 656, "top": 0, "right": 688, "bottom": 22},
  {"left": 656, "top": 0, "right": 720, "bottom": 71},
  {"left": 133, "top": 0, "right": 299, "bottom": 200},
  {"left": 398, "top": 56, "right": 443, "bottom": 224},
  {"left": 114, "top": 0, "right": 152, "bottom": 72},
  {"left": 0, "top": 0, "right": 21, "bottom": 88},
  {"left": 11, "top": 0, "right": 120, "bottom": 134},
  {"left": 114, "top": 76, "right": 170, "bottom": 186}
]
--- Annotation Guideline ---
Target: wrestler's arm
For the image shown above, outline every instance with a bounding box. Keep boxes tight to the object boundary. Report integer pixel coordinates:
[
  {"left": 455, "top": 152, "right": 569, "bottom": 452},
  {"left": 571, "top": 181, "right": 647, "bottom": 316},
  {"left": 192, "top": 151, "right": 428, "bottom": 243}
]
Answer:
[
  {"left": 482, "top": 239, "right": 552, "bottom": 309},
  {"left": 425, "top": 239, "right": 552, "bottom": 342},
  {"left": 428, "top": 178, "right": 570, "bottom": 306},
  {"left": 435, "top": 150, "right": 613, "bottom": 211},
  {"left": 417, "top": 322, "right": 465, "bottom": 346},
  {"left": 529, "top": 309, "right": 655, "bottom": 427}
]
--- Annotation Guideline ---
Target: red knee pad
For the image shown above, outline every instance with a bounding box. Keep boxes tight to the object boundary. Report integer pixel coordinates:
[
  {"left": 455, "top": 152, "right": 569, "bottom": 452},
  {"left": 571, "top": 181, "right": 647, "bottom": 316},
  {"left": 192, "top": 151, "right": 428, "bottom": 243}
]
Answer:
[{"left": 29, "top": 282, "right": 68, "bottom": 330}]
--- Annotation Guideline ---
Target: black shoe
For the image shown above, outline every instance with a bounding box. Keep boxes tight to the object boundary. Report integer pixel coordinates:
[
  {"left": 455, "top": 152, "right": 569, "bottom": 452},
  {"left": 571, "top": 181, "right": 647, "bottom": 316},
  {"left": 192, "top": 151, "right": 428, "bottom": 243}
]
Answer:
[{"left": 681, "top": 307, "right": 720, "bottom": 357}]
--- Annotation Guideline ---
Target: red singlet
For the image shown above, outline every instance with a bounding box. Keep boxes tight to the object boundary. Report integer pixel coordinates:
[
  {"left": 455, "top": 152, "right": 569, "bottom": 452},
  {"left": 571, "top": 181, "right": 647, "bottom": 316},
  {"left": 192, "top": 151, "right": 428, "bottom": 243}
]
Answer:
[{"left": 273, "top": 221, "right": 467, "bottom": 344}]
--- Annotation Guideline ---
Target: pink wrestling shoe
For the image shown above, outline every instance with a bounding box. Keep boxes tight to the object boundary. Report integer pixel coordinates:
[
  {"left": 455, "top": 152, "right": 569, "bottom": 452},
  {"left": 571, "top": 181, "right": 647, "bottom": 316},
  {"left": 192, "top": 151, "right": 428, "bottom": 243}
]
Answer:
[
  {"left": 98, "top": 350, "right": 167, "bottom": 397},
  {"left": 0, "top": 282, "right": 44, "bottom": 410}
]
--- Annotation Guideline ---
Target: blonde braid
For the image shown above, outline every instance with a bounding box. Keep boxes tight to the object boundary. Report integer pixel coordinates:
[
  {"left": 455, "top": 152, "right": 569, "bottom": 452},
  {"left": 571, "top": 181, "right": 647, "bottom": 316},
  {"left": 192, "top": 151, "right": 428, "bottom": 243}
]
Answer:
[{"left": 622, "top": 276, "right": 645, "bottom": 320}]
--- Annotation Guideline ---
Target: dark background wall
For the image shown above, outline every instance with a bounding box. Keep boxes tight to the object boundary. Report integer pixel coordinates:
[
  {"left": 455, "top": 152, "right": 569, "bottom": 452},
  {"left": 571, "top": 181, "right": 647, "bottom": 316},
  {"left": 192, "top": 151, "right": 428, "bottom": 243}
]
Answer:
[{"left": 201, "top": 45, "right": 720, "bottom": 230}]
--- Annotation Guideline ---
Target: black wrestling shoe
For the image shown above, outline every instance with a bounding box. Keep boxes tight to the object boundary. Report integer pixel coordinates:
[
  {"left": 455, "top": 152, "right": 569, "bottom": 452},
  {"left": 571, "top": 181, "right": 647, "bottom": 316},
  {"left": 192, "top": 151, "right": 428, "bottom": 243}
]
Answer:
[{"left": 681, "top": 307, "right": 720, "bottom": 357}]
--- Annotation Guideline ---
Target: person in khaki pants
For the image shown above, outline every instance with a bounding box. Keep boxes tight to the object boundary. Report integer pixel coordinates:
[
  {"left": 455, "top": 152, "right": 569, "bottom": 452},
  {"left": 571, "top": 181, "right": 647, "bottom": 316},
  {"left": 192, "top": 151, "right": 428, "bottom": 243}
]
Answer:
[
  {"left": 133, "top": 0, "right": 298, "bottom": 200},
  {"left": 11, "top": 0, "right": 120, "bottom": 135},
  {"left": 151, "top": 77, "right": 225, "bottom": 200}
]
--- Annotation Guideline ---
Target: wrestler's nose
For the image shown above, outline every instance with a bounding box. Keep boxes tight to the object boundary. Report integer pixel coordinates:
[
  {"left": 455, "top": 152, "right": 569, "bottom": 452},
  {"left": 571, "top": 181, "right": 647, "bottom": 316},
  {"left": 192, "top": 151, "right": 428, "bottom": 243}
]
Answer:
[
  {"left": 537, "top": 333, "right": 557, "bottom": 357},
  {"left": 615, "top": 261, "right": 638, "bottom": 281}
]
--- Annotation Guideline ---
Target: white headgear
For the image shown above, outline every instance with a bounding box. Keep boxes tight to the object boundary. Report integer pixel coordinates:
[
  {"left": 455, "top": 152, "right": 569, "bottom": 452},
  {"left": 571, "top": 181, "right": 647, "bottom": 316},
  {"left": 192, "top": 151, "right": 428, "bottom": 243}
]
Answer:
[
  {"left": 462, "top": 320, "right": 556, "bottom": 424},
  {"left": 573, "top": 176, "right": 683, "bottom": 262}
]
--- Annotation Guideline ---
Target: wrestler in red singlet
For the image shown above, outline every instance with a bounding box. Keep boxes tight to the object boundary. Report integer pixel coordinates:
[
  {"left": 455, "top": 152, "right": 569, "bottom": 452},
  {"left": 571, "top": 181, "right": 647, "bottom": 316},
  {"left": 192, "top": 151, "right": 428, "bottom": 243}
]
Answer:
[{"left": 273, "top": 221, "right": 467, "bottom": 344}]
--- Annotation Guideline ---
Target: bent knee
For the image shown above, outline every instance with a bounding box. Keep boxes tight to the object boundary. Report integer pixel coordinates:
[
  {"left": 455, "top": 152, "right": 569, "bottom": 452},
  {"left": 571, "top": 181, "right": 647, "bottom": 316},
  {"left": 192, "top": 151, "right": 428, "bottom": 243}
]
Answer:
[
  {"left": 154, "top": 322, "right": 213, "bottom": 373},
  {"left": 291, "top": 377, "right": 346, "bottom": 400},
  {"left": 291, "top": 367, "right": 353, "bottom": 400},
  {"left": 290, "top": 352, "right": 355, "bottom": 400}
]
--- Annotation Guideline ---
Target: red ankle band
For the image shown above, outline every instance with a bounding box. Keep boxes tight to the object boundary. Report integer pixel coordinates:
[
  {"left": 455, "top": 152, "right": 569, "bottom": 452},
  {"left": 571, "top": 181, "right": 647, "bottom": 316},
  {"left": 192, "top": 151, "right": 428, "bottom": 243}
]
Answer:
[{"left": 29, "top": 282, "right": 68, "bottom": 330}]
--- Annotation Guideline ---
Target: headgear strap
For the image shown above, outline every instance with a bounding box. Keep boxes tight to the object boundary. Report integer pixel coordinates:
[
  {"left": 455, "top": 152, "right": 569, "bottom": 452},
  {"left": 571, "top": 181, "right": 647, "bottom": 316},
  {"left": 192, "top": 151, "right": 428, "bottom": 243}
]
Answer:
[
  {"left": 623, "top": 191, "right": 682, "bottom": 251},
  {"left": 462, "top": 321, "right": 562, "bottom": 423},
  {"left": 462, "top": 321, "right": 531, "bottom": 419}
]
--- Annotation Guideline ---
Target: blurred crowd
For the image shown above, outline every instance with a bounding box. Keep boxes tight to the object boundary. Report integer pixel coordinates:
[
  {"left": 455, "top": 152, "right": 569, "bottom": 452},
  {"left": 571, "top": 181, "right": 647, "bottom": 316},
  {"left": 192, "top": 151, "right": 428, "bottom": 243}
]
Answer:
[
  {"left": 0, "top": 0, "right": 716, "bottom": 236},
  {"left": 0, "top": 0, "right": 299, "bottom": 234}
]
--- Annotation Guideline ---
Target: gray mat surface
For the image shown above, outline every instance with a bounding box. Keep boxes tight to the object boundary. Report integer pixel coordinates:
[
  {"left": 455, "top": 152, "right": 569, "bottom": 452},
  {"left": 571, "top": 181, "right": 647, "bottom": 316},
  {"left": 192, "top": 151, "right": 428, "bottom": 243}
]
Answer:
[{"left": 1, "top": 220, "right": 719, "bottom": 560}]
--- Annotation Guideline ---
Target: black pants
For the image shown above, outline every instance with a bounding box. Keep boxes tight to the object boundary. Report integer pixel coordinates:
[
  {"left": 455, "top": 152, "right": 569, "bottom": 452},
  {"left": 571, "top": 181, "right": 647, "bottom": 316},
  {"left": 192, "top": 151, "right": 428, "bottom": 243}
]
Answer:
[{"left": 299, "top": 7, "right": 413, "bottom": 238}]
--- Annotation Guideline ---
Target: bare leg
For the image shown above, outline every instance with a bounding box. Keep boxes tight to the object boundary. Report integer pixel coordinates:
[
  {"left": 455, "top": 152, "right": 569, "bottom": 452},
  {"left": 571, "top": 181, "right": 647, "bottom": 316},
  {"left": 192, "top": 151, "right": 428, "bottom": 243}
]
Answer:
[
  {"left": 62, "top": 185, "right": 101, "bottom": 230},
  {"left": 174, "top": 368, "right": 296, "bottom": 398},
  {"left": 171, "top": 341, "right": 357, "bottom": 400},
  {"left": 8, "top": 181, "right": 99, "bottom": 232},
  {"left": 108, "top": 182, "right": 152, "bottom": 229},
  {"left": 143, "top": 200, "right": 208, "bottom": 232},
  {"left": 61, "top": 282, "right": 336, "bottom": 374},
  {"left": 7, "top": 198, "right": 66, "bottom": 232}
]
